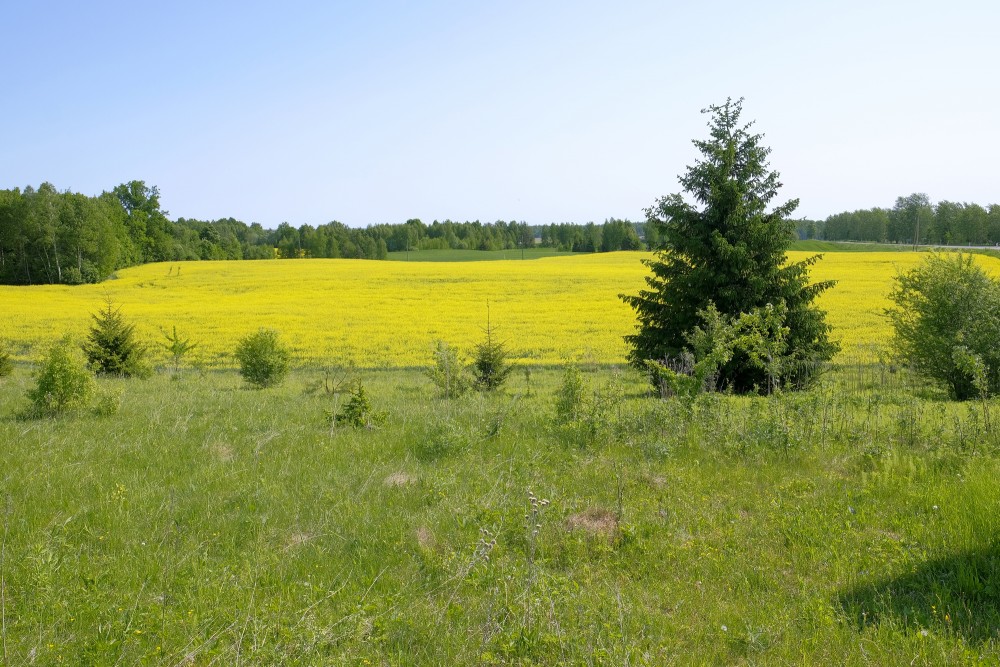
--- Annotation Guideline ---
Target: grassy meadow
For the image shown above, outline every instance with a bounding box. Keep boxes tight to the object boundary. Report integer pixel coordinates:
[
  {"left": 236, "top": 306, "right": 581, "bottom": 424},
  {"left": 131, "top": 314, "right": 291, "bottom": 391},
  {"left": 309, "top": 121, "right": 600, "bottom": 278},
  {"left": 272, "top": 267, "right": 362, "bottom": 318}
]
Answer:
[
  {"left": 3, "top": 365, "right": 1000, "bottom": 664},
  {"left": 3, "top": 249, "right": 1000, "bottom": 664}
]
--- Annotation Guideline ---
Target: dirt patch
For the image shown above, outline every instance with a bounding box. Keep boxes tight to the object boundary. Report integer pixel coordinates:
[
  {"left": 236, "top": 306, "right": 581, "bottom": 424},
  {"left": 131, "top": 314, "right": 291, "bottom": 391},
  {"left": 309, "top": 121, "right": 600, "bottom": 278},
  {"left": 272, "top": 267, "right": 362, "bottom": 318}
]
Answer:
[
  {"left": 383, "top": 472, "right": 417, "bottom": 487},
  {"left": 567, "top": 508, "right": 619, "bottom": 541},
  {"left": 415, "top": 526, "right": 435, "bottom": 550},
  {"left": 647, "top": 474, "right": 667, "bottom": 489},
  {"left": 283, "top": 532, "right": 315, "bottom": 551},
  {"left": 208, "top": 442, "right": 235, "bottom": 463}
]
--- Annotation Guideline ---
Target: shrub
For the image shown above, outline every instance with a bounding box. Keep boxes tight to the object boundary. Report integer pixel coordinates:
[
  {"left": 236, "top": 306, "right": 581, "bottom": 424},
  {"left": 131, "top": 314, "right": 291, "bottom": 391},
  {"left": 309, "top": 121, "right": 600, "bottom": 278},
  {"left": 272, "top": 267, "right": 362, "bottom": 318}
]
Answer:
[
  {"left": 0, "top": 341, "right": 13, "bottom": 378},
  {"left": 426, "top": 340, "right": 470, "bottom": 398},
  {"left": 27, "top": 337, "right": 96, "bottom": 415},
  {"left": 329, "top": 382, "right": 387, "bottom": 429},
  {"left": 554, "top": 365, "right": 587, "bottom": 424},
  {"left": 82, "top": 298, "right": 151, "bottom": 377},
  {"left": 412, "top": 416, "right": 469, "bottom": 461},
  {"left": 471, "top": 315, "right": 513, "bottom": 392},
  {"left": 235, "top": 328, "right": 291, "bottom": 388},
  {"left": 646, "top": 302, "right": 794, "bottom": 398},
  {"left": 553, "top": 370, "right": 626, "bottom": 447},
  {"left": 886, "top": 252, "right": 1000, "bottom": 400},
  {"left": 93, "top": 388, "right": 124, "bottom": 417}
]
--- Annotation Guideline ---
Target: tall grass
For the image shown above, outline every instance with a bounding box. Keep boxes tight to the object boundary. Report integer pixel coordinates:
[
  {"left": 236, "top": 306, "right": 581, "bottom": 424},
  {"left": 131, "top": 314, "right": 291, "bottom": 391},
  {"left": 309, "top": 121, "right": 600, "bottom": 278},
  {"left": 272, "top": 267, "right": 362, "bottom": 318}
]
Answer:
[{"left": 1, "top": 365, "right": 998, "bottom": 663}]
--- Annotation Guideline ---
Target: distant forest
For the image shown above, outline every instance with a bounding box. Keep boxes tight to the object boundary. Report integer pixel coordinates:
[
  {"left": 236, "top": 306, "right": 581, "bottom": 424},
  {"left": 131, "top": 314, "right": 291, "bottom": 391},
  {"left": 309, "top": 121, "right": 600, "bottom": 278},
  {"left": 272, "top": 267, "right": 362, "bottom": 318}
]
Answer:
[
  {"left": 795, "top": 193, "right": 1000, "bottom": 246},
  {"left": 0, "top": 181, "right": 645, "bottom": 285},
  {"left": 3, "top": 182, "right": 999, "bottom": 285}
]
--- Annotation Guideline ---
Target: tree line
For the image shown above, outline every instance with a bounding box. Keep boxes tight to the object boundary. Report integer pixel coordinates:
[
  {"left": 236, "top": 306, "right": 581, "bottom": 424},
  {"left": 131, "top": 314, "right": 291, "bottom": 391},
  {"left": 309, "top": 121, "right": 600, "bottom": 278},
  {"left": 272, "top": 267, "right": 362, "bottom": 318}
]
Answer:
[
  {"left": 0, "top": 181, "right": 394, "bottom": 285},
  {"left": 797, "top": 193, "right": 1000, "bottom": 246},
  {"left": 0, "top": 181, "right": 647, "bottom": 285}
]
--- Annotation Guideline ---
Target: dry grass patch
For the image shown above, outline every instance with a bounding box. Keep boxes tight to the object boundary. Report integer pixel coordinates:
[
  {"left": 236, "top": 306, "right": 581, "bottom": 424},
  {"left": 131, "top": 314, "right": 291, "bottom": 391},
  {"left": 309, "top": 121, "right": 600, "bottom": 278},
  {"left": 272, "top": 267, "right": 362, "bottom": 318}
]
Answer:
[
  {"left": 283, "top": 532, "right": 316, "bottom": 551},
  {"left": 383, "top": 471, "right": 417, "bottom": 487},
  {"left": 415, "top": 526, "right": 435, "bottom": 550},
  {"left": 208, "top": 441, "right": 235, "bottom": 463},
  {"left": 566, "top": 507, "right": 619, "bottom": 541}
]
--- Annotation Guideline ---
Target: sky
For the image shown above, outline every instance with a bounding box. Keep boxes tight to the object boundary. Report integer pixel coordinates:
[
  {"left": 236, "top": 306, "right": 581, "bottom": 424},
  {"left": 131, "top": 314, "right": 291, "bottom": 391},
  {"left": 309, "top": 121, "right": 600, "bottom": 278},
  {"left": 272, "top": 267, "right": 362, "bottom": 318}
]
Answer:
[{"left": 3, "top": 0, "right": 998, "bottom": 228}]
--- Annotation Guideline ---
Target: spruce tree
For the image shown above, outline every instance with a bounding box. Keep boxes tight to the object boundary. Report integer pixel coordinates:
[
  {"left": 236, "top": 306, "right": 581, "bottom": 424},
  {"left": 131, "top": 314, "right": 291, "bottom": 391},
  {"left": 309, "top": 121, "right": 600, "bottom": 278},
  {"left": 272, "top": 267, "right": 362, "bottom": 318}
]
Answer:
[
  {"left": 471, "top": 307, "right": 513, "bottom": 392},
  {"left": 622, "top": 99, "right": 837, "bottom": 393},
  {"left": 82, "top": 298, "right": 151, "bottom": 377}
]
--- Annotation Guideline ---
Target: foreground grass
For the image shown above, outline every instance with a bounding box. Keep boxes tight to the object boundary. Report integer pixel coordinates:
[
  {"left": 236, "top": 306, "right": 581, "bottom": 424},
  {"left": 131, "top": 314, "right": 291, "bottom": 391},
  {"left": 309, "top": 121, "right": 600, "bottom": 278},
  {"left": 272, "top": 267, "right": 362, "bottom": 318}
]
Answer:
[{"left": 2, "top": 365, "right": 1000, "bottom": 664}]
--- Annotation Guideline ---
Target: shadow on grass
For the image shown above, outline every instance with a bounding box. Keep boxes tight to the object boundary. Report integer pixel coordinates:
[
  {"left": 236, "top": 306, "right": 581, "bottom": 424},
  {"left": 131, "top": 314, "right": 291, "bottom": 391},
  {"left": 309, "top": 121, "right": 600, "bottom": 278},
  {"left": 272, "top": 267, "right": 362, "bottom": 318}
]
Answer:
[{"left": 839, "top": 543, "right": 1000, "bottom": 643}]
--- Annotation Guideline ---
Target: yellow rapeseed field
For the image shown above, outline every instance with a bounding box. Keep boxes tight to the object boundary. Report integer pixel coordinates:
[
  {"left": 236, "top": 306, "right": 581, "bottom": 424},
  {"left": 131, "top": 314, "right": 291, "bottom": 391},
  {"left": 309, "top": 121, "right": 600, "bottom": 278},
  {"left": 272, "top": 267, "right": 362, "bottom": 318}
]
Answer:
[{"left": 2, "top": 251, "right": 998, "bottom": 367}]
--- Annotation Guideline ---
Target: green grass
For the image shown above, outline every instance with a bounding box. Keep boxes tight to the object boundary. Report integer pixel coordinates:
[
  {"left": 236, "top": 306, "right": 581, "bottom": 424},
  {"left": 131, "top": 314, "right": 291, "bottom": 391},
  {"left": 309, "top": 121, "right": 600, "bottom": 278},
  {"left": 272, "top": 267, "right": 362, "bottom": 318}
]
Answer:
[
  {"left": 791, "top": 239, "right": 1000, "bottom": 260},
  {"left": 790, "top": 240, "right": 915, "bottom": 252},
  {"left": 2, "top": 364, "right": 1000, "bottom": 664},
  {"left": 388, "top": 242, "right": 1000, "bottom": 262},
  {"left": 386, "top": 248, "right": 582, "bottom": 262}
]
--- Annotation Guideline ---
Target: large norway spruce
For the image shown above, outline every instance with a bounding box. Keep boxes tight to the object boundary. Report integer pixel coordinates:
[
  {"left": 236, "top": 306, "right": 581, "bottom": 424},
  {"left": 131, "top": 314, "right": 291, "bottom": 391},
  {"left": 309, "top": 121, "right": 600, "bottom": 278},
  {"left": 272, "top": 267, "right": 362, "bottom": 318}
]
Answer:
[{"left": 623, "top": 99, "right": 837, "bottom": 393}]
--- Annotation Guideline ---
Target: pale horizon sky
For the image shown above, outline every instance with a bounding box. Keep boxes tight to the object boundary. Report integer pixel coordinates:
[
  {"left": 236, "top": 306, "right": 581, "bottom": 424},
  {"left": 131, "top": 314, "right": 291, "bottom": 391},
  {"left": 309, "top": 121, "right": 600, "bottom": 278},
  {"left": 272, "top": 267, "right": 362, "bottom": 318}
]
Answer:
[{"left": 4, "top": 1, "right": 997, "bottom": 228}]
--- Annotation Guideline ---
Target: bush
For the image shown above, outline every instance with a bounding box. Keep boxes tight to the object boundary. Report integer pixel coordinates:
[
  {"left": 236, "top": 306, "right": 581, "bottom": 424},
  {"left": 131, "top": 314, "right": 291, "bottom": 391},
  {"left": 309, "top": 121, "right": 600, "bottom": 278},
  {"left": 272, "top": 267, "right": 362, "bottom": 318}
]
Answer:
[
  {"left": 329, "top": 382, "right": 387, "bottom": 429},
  {"left": 0, "top": 341, "right": 13, "bottom": 378},
  {"left": 27, "top": 337, "right": 96, "bottom": 415},
  {"left": 235, "top": 328, "right": 291, "bottom": 388},
  {"left": 93, "top": 388, "right": 124, "bottom": 417},
  {"left": 82, "top": 298, "right": 151, "bottom": 377},
  {"left": 553, "top": 369, "right": 626, "bottom": 448},
  {"left": 886, "top": 252, "right": 1000, "bottom": 400},
  {"left": 426, "top": 340, "right": 470, "bottom": 398},
  {"left": 554, "top": 365, "right": 587, "bottom": 424}
]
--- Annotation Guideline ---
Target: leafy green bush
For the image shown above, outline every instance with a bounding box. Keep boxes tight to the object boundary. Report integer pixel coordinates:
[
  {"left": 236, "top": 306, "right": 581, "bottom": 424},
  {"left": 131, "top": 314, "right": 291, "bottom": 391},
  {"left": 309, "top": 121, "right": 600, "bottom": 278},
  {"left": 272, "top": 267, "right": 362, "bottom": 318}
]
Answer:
[
  {"left": 426, "top": 340, "right": 470, "bottom": 398},
  {"left": 82, "top": 298, "right": 151, "bottom": 378},
  {"left": 93, "top": 388, "right": 124, "bottom": 417},
  {"left": 27, "top": 337, "right": 96, "bottom": 415},
  {"left": 646, "top": 302, "right": 797, "bottom": 398},
  {"left": 886, "top": 252, "right": 1000, "bottom": 400},
  {"left": 553, "top": 370, "right": 626, "bottom": 448},
  {"left": 234, "top": 329, "right": 291, "bottom": 388}
]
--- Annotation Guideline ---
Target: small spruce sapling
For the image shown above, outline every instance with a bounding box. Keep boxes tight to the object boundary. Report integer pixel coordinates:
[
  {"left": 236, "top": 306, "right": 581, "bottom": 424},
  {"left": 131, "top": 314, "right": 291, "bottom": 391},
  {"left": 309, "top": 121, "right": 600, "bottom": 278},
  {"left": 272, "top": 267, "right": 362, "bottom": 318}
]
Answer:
[
  {"left": 161, "top": 325, "right": 198, "bottom": 377},
  {"left": 330, "top": 382, "right": 387, "bottom": 429},
  {"left": 82, "top": 298, "right": 151, "bottom": 378},
  {"left": 471, "top": 308, "right": 513, "bottom": 392}
]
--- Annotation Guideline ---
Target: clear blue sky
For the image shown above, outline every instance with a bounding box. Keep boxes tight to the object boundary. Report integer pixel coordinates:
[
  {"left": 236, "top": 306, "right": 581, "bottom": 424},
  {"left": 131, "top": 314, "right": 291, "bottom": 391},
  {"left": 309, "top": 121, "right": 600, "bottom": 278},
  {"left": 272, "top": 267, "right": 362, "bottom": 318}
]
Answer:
[{"left": 3, "top": 1, "right": 997, "bottom": 228}]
